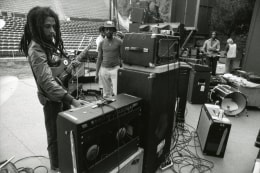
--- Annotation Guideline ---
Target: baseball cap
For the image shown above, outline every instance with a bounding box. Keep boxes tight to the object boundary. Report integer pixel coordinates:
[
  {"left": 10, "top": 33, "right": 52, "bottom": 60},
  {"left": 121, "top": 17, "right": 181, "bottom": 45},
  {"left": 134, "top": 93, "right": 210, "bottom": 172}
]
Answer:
[{"left": 104, "top": 21, "right": 116, "bottom": 31}]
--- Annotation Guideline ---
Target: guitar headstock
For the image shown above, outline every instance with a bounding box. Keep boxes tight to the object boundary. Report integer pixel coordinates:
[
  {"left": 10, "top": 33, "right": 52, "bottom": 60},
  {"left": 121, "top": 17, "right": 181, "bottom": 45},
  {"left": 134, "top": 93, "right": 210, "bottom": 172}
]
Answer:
[
  {"left": 88, "top": 37, "right": 95, "bottom": 47},
  {"left": 80, "top": 36, "right": 95, "bottom": 51}
]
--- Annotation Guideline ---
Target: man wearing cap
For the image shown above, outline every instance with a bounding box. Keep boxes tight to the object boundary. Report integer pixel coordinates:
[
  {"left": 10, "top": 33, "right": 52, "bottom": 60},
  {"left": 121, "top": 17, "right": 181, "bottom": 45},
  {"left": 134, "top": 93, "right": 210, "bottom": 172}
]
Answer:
[{"left": 95, "top": 21, "right": 122, "bottom": 98}]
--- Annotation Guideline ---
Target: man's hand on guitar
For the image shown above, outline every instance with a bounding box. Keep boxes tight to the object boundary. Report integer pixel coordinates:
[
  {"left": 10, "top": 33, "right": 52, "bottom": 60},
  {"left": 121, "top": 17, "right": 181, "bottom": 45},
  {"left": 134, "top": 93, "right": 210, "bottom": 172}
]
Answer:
[
  {"left": 95, "top": 76, "right": 99, "bottom": 83},
  {"left": 71, "top": 99, "right": 89, "bottom": 107},
  {"left": 71, "top": 59, "right": 81, "bottom": 68}
]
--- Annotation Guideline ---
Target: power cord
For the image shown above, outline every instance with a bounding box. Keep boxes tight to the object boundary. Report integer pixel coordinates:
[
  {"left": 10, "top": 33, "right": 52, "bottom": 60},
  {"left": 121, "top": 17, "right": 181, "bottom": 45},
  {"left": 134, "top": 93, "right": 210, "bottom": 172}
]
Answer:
[
  {"left": 13, "top": 155, "right": 49, "bottom": 173},
  {"left": 165, "top": 123, "right": 214, "bottom": 173},
  {"left": 14, "top": 155, "right": 49, "bottom": 164}
]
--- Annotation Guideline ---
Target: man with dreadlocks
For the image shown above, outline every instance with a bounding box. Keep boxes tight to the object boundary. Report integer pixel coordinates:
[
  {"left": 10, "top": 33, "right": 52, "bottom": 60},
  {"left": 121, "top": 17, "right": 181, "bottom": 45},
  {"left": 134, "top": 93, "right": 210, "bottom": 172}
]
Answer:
[{"left": 20, "top": 6, "right": 88, "bottom": 171}]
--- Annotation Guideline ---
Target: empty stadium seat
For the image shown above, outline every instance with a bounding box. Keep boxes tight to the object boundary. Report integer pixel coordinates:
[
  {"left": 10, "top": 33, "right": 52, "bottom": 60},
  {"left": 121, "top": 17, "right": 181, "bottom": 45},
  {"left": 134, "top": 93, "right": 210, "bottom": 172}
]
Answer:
[{"left": 0, "top": 0, "right": 111, "bottom": 58}]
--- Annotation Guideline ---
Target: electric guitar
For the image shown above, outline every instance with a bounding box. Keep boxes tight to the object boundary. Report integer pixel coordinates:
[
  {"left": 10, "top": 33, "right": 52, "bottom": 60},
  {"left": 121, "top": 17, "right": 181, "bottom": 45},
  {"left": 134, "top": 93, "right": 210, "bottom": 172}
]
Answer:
[{"left": 51, "top": 37, "right": 95, "bottom": 88}]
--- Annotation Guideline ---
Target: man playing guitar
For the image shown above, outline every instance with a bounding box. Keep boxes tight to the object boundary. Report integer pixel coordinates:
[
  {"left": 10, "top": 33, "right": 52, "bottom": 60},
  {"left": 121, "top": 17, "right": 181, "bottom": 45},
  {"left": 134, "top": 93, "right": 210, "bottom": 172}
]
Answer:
[{"left": 19, "top": 6, "right": 91, "bottom": 171}]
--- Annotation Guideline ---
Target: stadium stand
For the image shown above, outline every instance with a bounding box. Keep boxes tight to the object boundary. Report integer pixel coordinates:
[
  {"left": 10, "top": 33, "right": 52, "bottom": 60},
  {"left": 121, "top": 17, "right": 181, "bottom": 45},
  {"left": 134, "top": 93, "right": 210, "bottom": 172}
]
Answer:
[
  {"left": 0, "top": 0, "right": 109, "bottom": 20},
  {"left": 0, "top": 0, "right": 109, "bottom": 58}
]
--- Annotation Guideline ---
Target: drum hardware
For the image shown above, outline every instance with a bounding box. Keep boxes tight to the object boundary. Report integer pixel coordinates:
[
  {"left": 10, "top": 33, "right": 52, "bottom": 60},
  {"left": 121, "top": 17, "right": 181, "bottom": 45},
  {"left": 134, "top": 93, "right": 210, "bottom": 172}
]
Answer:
[{"left": 209, "top": 84, "right": 247, "bottom": 116}]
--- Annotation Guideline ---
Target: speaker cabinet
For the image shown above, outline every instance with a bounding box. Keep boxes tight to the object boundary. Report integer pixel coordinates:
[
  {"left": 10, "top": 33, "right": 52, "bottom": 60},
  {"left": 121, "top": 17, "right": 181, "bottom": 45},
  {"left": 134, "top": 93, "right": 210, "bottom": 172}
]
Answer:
[
  {"left": 197, "top": 104, "right": 231, "bottom": 158},
  {"left": 176, "top": 63, "right": 191, "bottom": 124},
  {"left": 57, "top": 94, "right": 142, "bottom": 173},
  {"left": 117, "top": 66, "right": 178, "bottom": 173},
  {"left": 110, "top": 148, "right": 144, "bottom": 173},
  {"left": 129, "top": 23, "right": 141, "bottom": 33},
  {"left": 187, "top": 69, "right": 211, "bottom": 104},
  {"left": 130, "top": 8, "right": 145, "bottom": 23},
  {"left": 122, "top": 33, "right": 179, "bottom": 67}
]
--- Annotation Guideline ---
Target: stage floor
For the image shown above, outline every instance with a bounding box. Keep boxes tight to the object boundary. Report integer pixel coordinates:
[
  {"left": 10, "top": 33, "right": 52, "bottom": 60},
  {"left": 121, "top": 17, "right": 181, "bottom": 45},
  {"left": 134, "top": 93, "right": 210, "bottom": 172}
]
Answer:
[{"left": 0, "top": 76, "right": 259, "bottom": 173}]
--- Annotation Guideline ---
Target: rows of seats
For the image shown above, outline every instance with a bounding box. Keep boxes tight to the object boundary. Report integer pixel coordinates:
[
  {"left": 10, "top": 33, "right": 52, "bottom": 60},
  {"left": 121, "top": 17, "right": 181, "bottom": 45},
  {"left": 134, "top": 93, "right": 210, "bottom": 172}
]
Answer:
[
  {"left": 0, "top": 15, "right": 24, "bottom": 56},
  {"left": 59, "top": 0, "right": 109, "bottom": 20},
  {"left": 61, "top": 20, "right": 103, "bottom": 51},
  {"left": 0, "top": 0, "right": 54, "bottom": 15},
  {"left": 0, "top": 0, "right": 109, "bottom": 20},
  {"left": 0, "top": 0, "right": 109, "bottom": 57},
  {"left": 0, "top": 13, "right": 104, "bottom": 57}
]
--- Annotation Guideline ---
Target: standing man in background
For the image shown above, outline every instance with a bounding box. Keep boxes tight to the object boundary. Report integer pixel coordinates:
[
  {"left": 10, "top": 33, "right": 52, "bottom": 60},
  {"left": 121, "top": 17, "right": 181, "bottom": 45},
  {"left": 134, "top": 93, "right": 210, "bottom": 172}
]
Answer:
[
  {"left": 19, "top": 6, "right": 87, "bottom": 172},
  {"left": 202, "top": 31, "right": 220, "bottom": 76},
  {"left": 225, "top": 38, "right": 237, "bottom": 73},
  {"left": 95, "top": 21, "right": 122, "bottom": 98}
]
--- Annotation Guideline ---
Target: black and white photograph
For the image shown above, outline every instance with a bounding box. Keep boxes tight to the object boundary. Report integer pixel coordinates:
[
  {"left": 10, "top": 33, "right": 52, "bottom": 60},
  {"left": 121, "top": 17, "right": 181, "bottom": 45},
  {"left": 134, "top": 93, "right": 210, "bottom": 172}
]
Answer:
[{"left": 0, "top": 0, "right": 259, "bottom": 172}]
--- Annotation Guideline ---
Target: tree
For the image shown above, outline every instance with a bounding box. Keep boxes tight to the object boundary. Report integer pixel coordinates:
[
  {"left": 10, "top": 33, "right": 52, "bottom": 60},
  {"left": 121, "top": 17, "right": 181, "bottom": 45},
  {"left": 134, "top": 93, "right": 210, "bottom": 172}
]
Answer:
[{"left": 211, "top": 0, "right": 255, "bottom": 37}]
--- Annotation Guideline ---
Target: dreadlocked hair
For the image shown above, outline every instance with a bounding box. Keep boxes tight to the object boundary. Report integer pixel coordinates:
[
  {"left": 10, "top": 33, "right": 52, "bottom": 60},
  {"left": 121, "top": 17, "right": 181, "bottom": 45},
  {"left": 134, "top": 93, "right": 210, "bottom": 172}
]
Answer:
[{"left": 19, "top": 6, "right": 66, "bottom": 57}]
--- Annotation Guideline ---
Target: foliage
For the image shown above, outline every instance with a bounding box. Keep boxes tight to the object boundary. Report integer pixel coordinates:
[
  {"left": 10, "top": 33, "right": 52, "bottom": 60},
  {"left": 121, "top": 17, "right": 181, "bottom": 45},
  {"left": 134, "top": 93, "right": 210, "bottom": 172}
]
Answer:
[{"left": 211, "top": 0, "right": 255, "bottom": 37}]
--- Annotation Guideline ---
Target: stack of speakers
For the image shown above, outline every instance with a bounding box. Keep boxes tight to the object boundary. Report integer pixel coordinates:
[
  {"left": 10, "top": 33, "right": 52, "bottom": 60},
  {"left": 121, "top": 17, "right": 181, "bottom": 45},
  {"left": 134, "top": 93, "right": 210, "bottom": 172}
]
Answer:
[{"left": 118, "top": 32, "right": 181, "bottom": 173}]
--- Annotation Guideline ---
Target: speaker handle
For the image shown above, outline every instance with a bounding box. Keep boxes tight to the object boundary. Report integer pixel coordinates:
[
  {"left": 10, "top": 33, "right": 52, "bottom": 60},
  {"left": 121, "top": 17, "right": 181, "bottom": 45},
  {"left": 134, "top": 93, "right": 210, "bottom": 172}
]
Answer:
[
  {"left": 125, "top": 47, "right": 148, "bottom": 53},
  {"left": 70, "top": 131, "right": 78, "bottom": 173}
]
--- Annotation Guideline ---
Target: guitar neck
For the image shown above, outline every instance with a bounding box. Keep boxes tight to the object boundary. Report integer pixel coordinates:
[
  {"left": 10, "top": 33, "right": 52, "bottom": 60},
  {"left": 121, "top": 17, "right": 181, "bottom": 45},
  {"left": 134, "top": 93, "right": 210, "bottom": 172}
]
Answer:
[
  {"left": 53, "top": 37, "right": 94, "bottom": 86},
  {"left": 76, "top": 37, "right": 94, "bottom": 62}
]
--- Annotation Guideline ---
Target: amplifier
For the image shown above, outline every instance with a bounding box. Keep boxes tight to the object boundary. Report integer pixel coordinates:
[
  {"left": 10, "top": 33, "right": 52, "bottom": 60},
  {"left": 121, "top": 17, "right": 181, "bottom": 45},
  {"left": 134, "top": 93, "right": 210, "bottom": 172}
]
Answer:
[
  {"left": 129, "top": 23, "right": 141, "bottom": 33},
  {"left": 197, "top": 104, "right": 231, "bottom": 158},
  {"left": 110, "top": 148, "right": 144, "bottom": 173},
  {"left": 187, "top": 69, "right": 211, "bottom": 104},
  {"left": 118, "top": 66, "right": 178, "bottom": 173},
  {"left": 122, "top": 33, "right": 179, "bottom": 67},
  {"left": 57, "top": 93, "right": 142, "bottom": 173},
  {"left": 188, "top": 63, "right": 211, "bottom": 72}
]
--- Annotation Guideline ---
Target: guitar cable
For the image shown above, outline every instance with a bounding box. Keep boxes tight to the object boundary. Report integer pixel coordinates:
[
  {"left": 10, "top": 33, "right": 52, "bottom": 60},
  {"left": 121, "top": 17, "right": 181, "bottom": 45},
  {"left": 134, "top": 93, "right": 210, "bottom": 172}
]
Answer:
[{"left": 76, "top": 72, "right": 79, "bottom": 99}]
